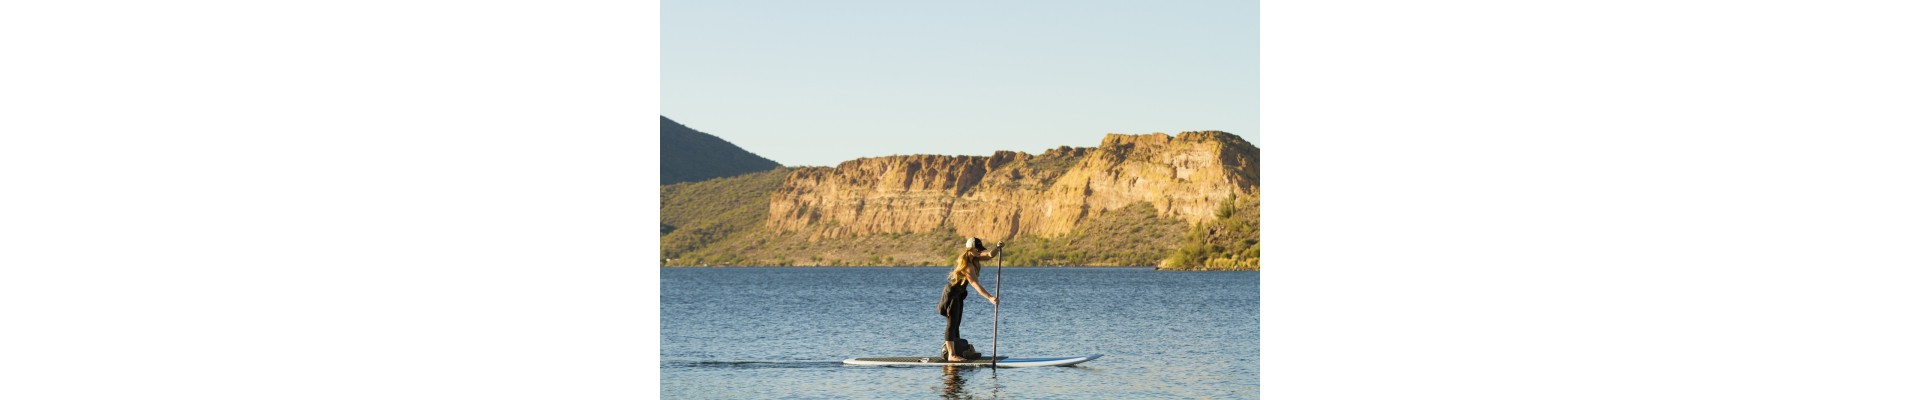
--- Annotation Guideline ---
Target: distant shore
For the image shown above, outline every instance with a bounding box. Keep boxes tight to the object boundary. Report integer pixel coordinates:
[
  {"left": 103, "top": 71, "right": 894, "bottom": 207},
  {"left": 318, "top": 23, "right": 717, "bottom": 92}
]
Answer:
[{"left": 658, "top": 264, "right": 1256, "bottom": 271}]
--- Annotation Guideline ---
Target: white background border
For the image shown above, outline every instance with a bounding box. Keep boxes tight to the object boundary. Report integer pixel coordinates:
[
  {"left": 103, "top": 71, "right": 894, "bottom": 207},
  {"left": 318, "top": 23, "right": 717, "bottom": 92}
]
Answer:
[
  {"left": 3, "top": 0, "right": 659, "bottom": 397},
  {"left": 1263, "top": 0, "right": 1919, "bottom": 398},
  {"left": 4, "top": 0, "right": 1917, "bottom": 398}
]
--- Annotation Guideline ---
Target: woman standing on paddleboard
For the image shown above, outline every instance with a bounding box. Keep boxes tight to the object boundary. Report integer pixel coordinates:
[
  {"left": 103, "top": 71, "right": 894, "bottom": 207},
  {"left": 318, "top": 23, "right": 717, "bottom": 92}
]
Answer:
[{"left": 938, "top": 237, "right": 1002, "bottom": 362}]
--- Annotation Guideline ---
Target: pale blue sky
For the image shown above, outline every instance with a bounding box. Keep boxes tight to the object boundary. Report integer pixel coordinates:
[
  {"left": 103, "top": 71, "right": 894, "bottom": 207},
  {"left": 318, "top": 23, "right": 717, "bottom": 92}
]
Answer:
[{"left": 664, "top": 0, "right": 1257, "bottom": 167}]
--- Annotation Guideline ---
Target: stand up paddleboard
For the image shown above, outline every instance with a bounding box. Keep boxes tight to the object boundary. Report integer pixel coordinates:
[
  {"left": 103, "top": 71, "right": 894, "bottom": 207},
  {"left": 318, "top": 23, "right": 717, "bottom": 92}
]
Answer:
[
  {"left": 847, "top": 244, "right": 1102, "bottom": 368},
  {"left": 842, "top": 354, "right": 1100, "bottom": 368}
]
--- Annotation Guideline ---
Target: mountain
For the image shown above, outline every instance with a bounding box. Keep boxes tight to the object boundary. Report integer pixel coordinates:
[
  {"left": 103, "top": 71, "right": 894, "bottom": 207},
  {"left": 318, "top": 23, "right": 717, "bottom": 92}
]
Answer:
[
  {"left": 660, "top": 116, "right": 781, "bottom": 185},
  {"left": 661, "top": 131, "right": 1260, "bottom": 270}
]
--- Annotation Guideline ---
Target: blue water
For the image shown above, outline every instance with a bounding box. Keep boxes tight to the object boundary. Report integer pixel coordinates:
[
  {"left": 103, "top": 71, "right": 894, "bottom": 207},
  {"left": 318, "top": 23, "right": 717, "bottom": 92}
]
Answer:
[{"left": 662, "top": 267, "right": 1259, "bottom": 399}]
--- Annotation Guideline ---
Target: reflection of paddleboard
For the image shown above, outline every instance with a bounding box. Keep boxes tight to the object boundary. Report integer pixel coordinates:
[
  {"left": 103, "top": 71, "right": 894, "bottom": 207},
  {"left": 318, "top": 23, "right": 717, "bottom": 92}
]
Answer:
[{"left": 842, "top": 354, "right": 1100, "bottom": 368}]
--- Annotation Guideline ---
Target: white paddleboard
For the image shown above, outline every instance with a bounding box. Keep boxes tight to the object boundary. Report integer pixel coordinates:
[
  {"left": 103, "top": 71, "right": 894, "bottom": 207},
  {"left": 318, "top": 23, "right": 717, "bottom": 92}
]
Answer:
[{"left": 842, "top": 354, "right": 1100, "bottom": 368}]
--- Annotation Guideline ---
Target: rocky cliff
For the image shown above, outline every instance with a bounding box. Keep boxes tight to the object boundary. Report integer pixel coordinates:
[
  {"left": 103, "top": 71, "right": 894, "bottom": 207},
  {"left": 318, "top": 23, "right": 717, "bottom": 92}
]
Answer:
[{"left": 766, "top": 131, "right": 1259, "bottom": 242}]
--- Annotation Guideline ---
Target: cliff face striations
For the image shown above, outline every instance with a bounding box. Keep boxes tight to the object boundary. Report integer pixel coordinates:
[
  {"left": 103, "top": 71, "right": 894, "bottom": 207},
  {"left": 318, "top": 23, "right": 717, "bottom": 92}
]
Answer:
[{"left": 767, "top": 131, "right": 1259, "bottom": 242}]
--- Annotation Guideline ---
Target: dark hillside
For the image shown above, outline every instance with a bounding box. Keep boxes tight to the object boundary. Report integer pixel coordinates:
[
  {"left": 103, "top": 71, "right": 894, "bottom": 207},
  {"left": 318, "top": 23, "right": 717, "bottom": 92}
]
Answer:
[{"left": 661, "top": 116, "right": 781, "bottom": 185}]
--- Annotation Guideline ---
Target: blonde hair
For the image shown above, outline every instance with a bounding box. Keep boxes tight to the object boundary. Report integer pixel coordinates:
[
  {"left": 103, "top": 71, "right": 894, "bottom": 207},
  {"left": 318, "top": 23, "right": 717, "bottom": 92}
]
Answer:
[{"left": 949, "top": 250, "right": 979, "bottom": 285}]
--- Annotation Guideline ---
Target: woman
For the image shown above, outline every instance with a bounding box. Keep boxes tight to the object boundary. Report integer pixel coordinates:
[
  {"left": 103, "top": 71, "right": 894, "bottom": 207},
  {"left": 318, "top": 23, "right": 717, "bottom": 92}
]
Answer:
[{"left": 938, "top": 237, "right": 1002, "bottom": 361}]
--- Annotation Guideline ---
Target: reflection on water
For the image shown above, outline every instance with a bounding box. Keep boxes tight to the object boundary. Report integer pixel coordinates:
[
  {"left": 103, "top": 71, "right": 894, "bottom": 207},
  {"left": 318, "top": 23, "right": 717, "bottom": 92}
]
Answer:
[
  {"left": 940, "top": 366, "right": 968, "bottom": 399},
  {"left": 938, "top": 366, "right": 1002, "bottom": 400}
]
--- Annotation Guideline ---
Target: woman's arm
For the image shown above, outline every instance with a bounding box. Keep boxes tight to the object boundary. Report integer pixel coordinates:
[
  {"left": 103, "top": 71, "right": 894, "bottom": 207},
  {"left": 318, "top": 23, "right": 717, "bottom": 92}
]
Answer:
[
  {"left": 976, "top": 243, "right": 1003, "bottom": 261},
  {"left": 968, "top": 272, "right": 998, "bottom": 305}
]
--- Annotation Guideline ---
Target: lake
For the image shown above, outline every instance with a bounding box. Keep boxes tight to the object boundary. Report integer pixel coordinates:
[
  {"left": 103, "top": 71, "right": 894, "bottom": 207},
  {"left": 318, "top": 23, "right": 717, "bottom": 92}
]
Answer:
[{"left": 661, "top": 267, "right": 1259, "bottom": 399}]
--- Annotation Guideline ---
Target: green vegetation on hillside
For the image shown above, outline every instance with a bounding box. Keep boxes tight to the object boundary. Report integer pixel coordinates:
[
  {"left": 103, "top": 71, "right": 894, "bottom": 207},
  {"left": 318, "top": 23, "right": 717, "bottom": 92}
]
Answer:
[
  {"left": 666, "top": 201, "right": 1192, "bottom": 267},
  {"left": 1159, "top": 193, "right": 1260, "bottom": 270},
  {"left": 997, "top": 202, "right": 1189, "bottom": 267},
  {"left": 660, "top": 168, "right": 790, "bottom": 260},
  {"left": 668, "top": 227, "right": 960, "bottom": 267}
]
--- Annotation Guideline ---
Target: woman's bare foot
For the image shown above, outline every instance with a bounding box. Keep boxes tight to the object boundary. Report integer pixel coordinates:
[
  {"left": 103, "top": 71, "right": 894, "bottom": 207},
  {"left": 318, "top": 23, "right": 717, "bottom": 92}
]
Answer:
[{"left": 944, "top": 341, "right": 966, "bottom": 362}]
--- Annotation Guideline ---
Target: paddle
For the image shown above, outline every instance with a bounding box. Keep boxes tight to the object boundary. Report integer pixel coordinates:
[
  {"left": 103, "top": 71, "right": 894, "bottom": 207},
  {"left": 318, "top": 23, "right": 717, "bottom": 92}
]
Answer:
[{"left": 992, "top": 242, "right": 1004, "bottom": 369}]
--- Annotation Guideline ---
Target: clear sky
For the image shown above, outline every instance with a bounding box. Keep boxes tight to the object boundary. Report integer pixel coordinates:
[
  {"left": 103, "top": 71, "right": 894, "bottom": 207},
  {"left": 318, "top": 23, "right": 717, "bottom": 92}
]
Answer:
[{"left": 663, "top": 0, "right": 1257, "bottom": 167}]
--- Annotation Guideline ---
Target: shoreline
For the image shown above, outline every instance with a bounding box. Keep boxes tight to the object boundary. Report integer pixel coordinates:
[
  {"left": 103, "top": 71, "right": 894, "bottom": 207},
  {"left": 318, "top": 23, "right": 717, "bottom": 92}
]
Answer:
[{"left": 658, "top": 265, "right": 1257, "bottom": 271}]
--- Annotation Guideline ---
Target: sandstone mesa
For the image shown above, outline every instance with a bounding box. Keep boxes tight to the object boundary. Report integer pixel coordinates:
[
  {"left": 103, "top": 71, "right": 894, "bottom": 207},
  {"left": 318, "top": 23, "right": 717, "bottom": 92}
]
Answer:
[{"left": 767, "top": 131, "right": 1260, "bottom": 242}]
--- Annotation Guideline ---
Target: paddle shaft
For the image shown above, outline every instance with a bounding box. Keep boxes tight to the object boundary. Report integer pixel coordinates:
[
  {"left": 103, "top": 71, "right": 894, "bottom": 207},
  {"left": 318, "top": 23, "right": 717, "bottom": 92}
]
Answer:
[{"left": 991, "top": 248, "right": 1002, "bottom": 368}]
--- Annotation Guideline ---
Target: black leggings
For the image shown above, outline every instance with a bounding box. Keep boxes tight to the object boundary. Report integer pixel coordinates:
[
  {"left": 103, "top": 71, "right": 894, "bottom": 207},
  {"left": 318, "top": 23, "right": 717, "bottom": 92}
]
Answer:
[{"left": 942, "top": 283, "right": 966, "bottom": 341}]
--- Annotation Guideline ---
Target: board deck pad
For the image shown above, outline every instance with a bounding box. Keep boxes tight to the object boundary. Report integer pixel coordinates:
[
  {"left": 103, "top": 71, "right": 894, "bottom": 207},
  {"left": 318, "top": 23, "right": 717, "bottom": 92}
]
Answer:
[{"left": 843, "top": 354, "right": 1100, "bottom": 368}]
